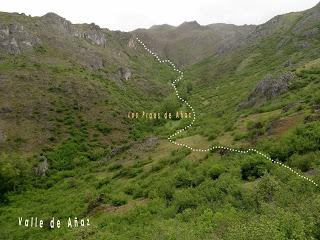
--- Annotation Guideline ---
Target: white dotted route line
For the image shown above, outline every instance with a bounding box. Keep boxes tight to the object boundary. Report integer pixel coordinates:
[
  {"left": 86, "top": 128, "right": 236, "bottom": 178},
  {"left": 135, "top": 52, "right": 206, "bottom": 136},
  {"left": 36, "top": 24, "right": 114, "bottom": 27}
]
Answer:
[{"left": 135, "top": 36, "right": 318, "bottom": 188}]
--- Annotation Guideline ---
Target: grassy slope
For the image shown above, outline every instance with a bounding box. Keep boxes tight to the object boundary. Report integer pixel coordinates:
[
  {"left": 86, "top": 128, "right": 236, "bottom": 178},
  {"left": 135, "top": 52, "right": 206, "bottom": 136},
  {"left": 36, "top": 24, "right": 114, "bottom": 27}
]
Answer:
[{"left": 1, "top": 5, "right": 320, "bottom": 240}]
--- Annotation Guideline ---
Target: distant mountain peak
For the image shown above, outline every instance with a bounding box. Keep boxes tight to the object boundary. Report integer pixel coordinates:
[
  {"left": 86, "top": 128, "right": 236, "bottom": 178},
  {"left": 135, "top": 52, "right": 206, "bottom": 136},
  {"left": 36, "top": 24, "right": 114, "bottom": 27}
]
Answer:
[
  {"left": 178, "top": 20, "right": 201, "bottom": 29},
  {"left": 149, "top": 24, "right": 174, "bottom": 30},
  {"left": 42, "top": 12, "right": 65, "bottom": 20}
]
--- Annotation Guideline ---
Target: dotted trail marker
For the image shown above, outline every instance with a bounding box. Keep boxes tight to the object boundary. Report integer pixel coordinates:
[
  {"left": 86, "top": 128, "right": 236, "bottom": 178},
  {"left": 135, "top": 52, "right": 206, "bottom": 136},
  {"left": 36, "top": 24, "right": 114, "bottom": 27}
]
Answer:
[{"left": 135, "top": 36, "right": 318, "bottom": 188}]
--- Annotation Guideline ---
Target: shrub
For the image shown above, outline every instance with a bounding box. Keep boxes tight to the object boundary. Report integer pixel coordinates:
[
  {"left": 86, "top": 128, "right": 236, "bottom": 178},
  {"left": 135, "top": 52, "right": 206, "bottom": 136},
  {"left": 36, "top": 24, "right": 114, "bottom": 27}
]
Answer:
[
  {"left": 175, "top": 170, "right": 193, "bottom": 188},
  {"left": 288, "top": 152, "right": 319, "bottom": 172},
  {"left": 124, "top": 183, "right": 144, "bottom": 199},
  {"left": 171, "top": 148, "right": 191, "bottom": 160},
  {"left": 256, "top": 174, "right": 280, "bottom": 203},
  {"left": 110, "top": 193, "right": 128, "bottom": 206},
  {"left": 173, "top": 189, "right": 198, "bottom": 213},
  {"left": 233, "top": 132, "right": 248, "bottom": 141},
  {"left": 95, "top": 123, "right": 112, "bottom": 135},
  {"left": 96, "top": 177, "right": 111, "bottom": 189},
  {"left": 108, "top": 163, "right": 122, "bottom": 171},
  {"left": 267, "top": 122, "right": 320, "bottom": 161},
  {"left": 160, "top": 97, "right": 180, "bottom": 120},
  {"left": 0, "top": 154, "right": 31, "bottom": 202},
  {"left": 241, "top": 160, "right": 270, "bottom": 181},
  {"left": 208, "top": 166, "right": 224, "bottom": 180},
  {"left": 113, "top": 167, "right": 143, "bottom": 179},
  {"left": 46, "top": 141, "right": 80, "bottom": 170}
]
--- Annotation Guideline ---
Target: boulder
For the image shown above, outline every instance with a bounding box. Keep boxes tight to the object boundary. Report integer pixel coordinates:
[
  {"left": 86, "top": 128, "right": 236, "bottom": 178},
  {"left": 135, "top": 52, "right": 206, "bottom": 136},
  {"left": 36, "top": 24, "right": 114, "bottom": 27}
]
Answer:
[
  {"left": 313, "top": 104, "right": 320, "bottom": 113},
  {"left": 34, "top": 155, "right": 49, "bottom": 176},
  {"left": 127, "top": 37, "right": 136, "bottom": 49},
  {"left": 119, "top": 67, "right": 131, "bottom": 81}
]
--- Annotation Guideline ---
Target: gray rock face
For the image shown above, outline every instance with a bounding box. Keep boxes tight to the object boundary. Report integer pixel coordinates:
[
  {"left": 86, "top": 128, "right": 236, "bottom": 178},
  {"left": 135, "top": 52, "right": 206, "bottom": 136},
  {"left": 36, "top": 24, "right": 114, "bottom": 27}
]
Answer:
[
  {"left": 106, "top": 136, "right": 159, "bottom": 161},
  {"left": 135, "top": 137, "right": 159, "bottom": 151},
  {"left": 0, "top": 23, "right": 40, "bottom": 54},
  {"left": 42, "top": 13, "right": 107, "bottom": 47},
  {"left": 34, "top": 155, "right": 49, "bottom": 177},
  {"left": 127, "top": 37, "right": 136, "bottom": 49},
  {"left": 119, "top": 67, "right": 131, "bottom": 80},
  {"left": 239, "top": 72, "right": 295, "bottom": 108},
  {"left": 110, "top": 145, "right": 129, "bottom": 157},
  {"left": 41, "top": 12, "right": 74, "bottom": 34},
  {"left": 74, "top": 23, "right": 107, "bottom": 47}
]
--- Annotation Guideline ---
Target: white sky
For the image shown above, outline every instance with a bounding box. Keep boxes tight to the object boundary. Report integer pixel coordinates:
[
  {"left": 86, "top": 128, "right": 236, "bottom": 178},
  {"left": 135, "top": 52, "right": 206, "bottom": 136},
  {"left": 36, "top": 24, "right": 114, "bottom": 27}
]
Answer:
[{"left": 1, "top": 0, "right": 319, "bottom": 31}]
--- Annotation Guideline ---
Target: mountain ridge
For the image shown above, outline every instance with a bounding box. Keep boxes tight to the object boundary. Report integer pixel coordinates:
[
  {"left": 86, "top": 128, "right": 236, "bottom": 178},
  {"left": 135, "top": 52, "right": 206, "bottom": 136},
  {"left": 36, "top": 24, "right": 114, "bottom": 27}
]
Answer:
[{"left": 1, "top": 2, "right": 320, "bottom": 239}]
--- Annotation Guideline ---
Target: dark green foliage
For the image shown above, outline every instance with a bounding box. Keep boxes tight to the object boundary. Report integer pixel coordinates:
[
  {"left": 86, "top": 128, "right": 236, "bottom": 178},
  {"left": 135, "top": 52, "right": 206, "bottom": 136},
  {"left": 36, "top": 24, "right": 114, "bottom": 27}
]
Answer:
[
  {"left": 208, "top": 166, "right": 224, "bottom": 180},
  {"left": 170, "top": 148, "right": 192, "bottom": 161},
  {"left": 256, "top": 174, "right": 280, "bottom": 203},
  {"left": 160, "top": 97, "right": 181, "bottom": 120},
  {"left": 46, "top": 141, "right": 81, "bottom": 170},
  {"left": 113, "top": 167, "right": 143, "bottom": 179},
  {"left": 96, "top": 177, "right": 111, "bottom": 189},
  {"left": 0, "top": 154, "right": 31, "bottom": 202},
  {"left": 95, "top": 123, "right": 112, "bottom": 135},
  {"left": 110, "top": 193, "right": 128, "bottom": 206},
  {"left": 173, "top": 189, "right": 199, "bottom": 213},
  {"left": 186, "top": 82, "right": 193, "bottom": 93},
  {"left": 108, "top": 163, "right": 123, "bottom": 171},
  {"left": 288, "top": 152, "right": 319, "bottom": 172},
  {"left": 241, "top": 160, "right": 270, "bottom": 181},
  {"left": 266, "top": 122, "right": 320, "bottom": 161},
  {"left": 175, "top": 170, "right": 194, "bottom": 188},
  {"left": 1, "top": 6, "right": 320, "bottom": 239}
]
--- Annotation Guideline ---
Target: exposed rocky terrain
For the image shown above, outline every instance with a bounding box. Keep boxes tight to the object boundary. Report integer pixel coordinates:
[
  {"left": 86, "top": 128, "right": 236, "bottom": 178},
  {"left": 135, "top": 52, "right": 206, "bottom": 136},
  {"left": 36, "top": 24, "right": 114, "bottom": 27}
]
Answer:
[
  {"left": 239, "top": 72, "right": 295, "bottom": 108},
  {"left": 1, "top": 2, "right": 320, "bottom": 240}
]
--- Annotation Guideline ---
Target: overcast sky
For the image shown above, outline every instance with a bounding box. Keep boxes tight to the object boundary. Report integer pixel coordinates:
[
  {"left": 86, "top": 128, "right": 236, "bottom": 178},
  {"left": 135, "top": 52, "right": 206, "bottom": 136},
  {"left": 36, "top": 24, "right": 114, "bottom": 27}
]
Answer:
[{"left": 1, "top": 0, "right": 319, "bottom": 31}]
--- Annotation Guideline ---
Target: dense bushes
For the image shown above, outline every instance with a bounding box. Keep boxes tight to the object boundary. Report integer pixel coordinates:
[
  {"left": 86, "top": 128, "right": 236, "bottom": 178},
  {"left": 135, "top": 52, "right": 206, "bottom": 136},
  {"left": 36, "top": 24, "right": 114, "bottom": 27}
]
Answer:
[
  {"left": 173, "top": 189, "right": 199, "bottom": 213},
  {"left": 46, "top": 141, "right": 82, "bottom": 170},
  {"left": 288, "top": 151, "right": 319, "bottom": 172},
  {"left": 0, "top": 154, "right": 31, "bottom": 202},
  {"left": 95, "top": 123, "right": 112, "bottom": 135},
  {"left": 110, "top": 193, "right": 128, "bottom": 206},
  {"left": 241, "top": 160, "right": 271, "bottom": 181},
  {"left": 265, "top": 122, "right": 320, "bottom": 161}
]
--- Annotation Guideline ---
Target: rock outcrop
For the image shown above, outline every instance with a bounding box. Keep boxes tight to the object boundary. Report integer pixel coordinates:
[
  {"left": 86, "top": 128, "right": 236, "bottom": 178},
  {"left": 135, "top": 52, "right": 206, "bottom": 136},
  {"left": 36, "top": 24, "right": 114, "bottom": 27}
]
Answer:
[
  {"left": 34, "top": 155, "right": 49, "bottom": 176},
  {"left": 239, "top": 72, "right": 295, "bottom": 108},
  {"left": 119, "top": 67, "right": 131, "bottom": 81},
  {"left": 127, "top": 37, "right": 136, "bottom": 49},
  {"left": 41, "top": 12, "right": 74, "bottom": 34},
  {"left": 0, "top": 23, "right": 40, "bottom": 54},
  {"left": 42, "top": 13, "right": 107, "bottom": 47},
  {"left": 74, "top": 23, "right": 107, "bottom": 47}
]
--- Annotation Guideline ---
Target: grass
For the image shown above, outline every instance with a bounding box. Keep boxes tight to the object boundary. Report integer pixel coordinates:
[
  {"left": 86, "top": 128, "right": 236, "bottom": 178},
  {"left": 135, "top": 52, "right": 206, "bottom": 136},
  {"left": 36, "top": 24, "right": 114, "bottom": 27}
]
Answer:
[{"left": 1, "top": 7, "right": 320, "bottom": 239}]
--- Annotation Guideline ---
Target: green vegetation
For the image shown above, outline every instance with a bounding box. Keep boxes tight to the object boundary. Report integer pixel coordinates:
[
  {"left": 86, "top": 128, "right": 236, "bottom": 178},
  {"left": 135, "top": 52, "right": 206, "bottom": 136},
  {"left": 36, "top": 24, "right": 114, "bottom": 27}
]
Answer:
[{"left": 1, "top": 4, "right": 320, "bottom": 239}]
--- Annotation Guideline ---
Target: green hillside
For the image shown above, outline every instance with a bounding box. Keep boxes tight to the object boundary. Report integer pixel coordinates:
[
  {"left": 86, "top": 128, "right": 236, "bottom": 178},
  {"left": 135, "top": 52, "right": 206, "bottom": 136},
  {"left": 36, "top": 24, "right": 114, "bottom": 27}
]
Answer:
[{"left": 0, "top": 3, "right": 320, "bottom": 240}]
